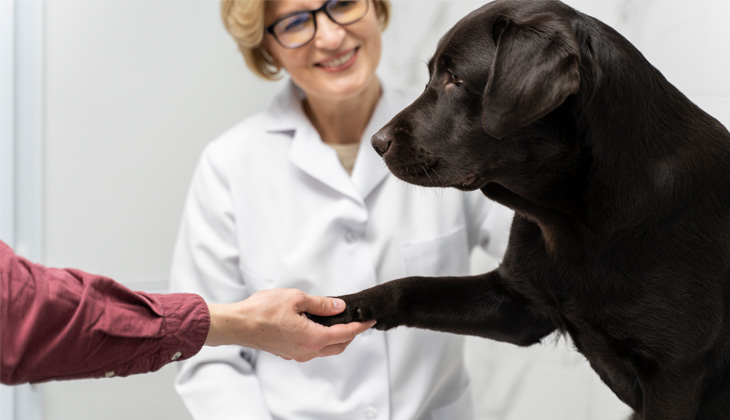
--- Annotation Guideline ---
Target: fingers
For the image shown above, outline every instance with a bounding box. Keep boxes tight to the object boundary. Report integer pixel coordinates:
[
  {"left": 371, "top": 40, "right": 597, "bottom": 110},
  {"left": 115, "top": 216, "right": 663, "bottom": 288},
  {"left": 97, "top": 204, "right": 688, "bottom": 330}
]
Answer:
[
  {"left": 319, "top": 320, "right": 377, "bottom": 345},
  {"left": 349, "top": 320, "right": 377, "bottom": 336},
  {"left": 281, "top": 320, "right": 377, "bottom": 362},
  {"left": 313, "top": 341, "right": 352, "bottom": 359},
  {"left": 292, "top": 340, "right": 355, "bottom": 362},
  {"left": 298, "top": 294, "right": 346, "bottom": 317},
  {"left": 308, "top": 321, "right": 376, "bottom": 359}
]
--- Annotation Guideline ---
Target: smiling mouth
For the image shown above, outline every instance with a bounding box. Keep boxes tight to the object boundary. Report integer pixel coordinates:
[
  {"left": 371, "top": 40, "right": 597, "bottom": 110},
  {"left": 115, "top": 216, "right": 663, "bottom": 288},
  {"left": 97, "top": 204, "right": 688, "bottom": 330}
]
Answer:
[{"left": 317, "top": 48, "right": 358, "bottom": 69}]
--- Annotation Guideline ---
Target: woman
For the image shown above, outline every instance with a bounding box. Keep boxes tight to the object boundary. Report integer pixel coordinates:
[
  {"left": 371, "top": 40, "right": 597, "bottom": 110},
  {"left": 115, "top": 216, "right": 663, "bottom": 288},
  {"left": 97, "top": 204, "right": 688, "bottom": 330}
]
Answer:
[{"left": 170, "top": 0, "right": 513, "bottom": 418}]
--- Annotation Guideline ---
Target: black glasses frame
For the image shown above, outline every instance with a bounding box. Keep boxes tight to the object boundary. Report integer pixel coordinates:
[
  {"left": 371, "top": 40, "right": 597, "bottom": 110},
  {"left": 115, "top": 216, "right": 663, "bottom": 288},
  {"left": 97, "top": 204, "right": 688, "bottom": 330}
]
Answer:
[{"left": 265, "top": 0, "right": 370, "bottom": 49}]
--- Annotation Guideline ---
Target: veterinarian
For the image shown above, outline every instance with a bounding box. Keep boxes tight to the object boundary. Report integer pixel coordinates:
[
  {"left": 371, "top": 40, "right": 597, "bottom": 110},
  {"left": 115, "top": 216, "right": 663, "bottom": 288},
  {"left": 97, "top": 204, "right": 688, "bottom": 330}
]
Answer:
[
  {"left": 0, "top": 240, "right": 373, "bottom": 385},
  {"left": 169, "top": 0, "right": 513, "bottom": 419}
]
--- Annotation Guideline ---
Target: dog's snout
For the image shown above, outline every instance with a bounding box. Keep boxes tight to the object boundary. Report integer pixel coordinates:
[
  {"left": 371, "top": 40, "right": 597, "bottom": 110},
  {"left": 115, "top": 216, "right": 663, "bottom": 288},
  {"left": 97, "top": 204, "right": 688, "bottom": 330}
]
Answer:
[{"left": 371, "top": 131, "right": 393, "bottom": 157}]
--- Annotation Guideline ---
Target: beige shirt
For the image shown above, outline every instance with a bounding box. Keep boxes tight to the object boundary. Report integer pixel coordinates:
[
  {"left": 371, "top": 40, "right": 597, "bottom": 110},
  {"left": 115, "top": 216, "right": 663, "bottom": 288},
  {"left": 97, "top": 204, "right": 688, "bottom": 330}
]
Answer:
[{"left": 327, "top": 141, "right": 360, "bottom": 175}]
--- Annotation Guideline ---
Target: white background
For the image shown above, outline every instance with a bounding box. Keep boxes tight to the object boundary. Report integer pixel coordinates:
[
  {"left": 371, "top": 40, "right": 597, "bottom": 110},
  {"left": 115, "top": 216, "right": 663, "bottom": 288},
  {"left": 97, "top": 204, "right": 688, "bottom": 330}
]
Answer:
[{"left": 3, "top": 0, "right": 729, "bottom": 419}]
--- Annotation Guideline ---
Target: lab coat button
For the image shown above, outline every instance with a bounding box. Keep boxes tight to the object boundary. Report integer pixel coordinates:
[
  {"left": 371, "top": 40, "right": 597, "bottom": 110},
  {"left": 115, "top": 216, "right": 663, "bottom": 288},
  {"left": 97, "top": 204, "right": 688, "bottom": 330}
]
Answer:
[
  {"left": 104, "top": 371, "right": 115, "bottom": 378},
  {"left": 171, "top": 351, "right": 182, "bottom": 360},
  {"left": 344, "top": 231, "right": 357, "bottom": 243},
  {"left": 363, "top": 406, "right": 378, "bottom": 419}
]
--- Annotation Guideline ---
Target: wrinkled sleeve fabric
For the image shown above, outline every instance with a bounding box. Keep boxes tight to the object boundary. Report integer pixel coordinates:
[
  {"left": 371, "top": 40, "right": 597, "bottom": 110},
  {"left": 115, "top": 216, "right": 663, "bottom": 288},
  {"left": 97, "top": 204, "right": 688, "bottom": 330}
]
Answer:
[{"left": 0, "top": 240, "right": 209, "bottom": 385}]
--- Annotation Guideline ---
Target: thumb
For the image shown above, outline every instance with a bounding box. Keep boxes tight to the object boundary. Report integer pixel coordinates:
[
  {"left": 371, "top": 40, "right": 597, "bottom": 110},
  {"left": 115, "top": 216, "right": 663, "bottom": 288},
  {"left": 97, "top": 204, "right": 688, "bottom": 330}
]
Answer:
[{"left": 300, "top": 295, "right": 346, "bottom": 317}]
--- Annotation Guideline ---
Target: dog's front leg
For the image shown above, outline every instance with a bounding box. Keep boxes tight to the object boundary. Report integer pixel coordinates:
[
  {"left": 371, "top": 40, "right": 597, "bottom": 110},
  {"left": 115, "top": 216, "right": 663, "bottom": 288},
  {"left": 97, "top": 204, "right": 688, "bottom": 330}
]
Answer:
[{"left": 309, "top": 270, "right": 557, "bottom": 347}]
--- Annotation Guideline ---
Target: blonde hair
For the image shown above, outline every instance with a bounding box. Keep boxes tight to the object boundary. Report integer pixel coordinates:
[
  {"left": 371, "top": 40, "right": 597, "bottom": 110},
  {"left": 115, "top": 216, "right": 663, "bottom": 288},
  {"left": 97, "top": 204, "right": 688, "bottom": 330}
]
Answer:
[{"left": 221, "top": 0, "right": 391, "bottom": 80}]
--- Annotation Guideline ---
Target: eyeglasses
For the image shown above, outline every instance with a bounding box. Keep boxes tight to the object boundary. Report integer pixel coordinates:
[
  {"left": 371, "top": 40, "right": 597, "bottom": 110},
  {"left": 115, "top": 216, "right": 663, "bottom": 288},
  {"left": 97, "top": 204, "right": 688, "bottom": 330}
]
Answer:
[{"left": 265, "top": 0, "right": 370, "bottom": 49}]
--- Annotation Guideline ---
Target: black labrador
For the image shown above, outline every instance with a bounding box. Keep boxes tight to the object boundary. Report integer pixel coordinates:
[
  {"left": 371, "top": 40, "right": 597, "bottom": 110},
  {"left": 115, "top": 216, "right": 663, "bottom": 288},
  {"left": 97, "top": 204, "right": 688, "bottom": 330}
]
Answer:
[{"left": 310, "top": 0, "right": 730, "bottom": 418}]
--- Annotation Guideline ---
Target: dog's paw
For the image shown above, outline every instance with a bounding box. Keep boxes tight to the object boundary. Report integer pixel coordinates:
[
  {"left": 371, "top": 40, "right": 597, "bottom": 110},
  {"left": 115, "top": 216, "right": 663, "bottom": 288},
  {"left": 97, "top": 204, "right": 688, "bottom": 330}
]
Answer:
[
  {"left": 370, "top": 316, "right": 399, "bottom": 331},
  {"left": 307, "top": 302, "right": 374, "bottom": 326},
  {"left": 306, "top": 285, "right": 398, "bottom": 328}
]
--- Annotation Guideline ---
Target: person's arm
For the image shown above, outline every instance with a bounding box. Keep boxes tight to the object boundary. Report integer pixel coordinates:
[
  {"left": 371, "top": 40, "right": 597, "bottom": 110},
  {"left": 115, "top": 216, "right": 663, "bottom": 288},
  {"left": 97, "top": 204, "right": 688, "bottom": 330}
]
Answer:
[
  {"left": 0, "top": 240, "right": 373, "bottom": 386},
  {"left": 0, "top": 240, "right": 208, "bottom": 385}
]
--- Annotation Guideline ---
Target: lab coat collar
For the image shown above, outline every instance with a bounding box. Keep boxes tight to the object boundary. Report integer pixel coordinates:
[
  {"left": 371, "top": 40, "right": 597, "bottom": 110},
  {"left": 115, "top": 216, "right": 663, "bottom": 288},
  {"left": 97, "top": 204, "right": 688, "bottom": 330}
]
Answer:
[
  {"left": 265, "top": 81, "right": 310, "bottom": 133},
  {"left": 265, "top": 81, "right": 392, "bottom": 203}
]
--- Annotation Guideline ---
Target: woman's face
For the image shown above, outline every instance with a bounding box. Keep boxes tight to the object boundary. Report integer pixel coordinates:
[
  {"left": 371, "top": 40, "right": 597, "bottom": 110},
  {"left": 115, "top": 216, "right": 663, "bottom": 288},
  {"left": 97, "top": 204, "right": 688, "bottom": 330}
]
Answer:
[{"left": 263, "top": 0, "right": 382, "bottom": 103}]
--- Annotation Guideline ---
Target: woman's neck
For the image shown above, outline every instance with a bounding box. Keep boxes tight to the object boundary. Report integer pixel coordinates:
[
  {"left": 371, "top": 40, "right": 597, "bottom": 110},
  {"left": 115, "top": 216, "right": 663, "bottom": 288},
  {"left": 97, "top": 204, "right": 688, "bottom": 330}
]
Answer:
[{"left": 303, "top": 79, "right": 382, "bottom": 145}]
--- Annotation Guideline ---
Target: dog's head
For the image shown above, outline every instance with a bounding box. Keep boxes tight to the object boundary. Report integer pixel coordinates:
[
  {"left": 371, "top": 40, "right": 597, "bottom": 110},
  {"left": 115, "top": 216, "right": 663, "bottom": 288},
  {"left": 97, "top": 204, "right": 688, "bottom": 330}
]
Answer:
[{"left": 373, "top": 0, "right": 585, "bottom": 194}]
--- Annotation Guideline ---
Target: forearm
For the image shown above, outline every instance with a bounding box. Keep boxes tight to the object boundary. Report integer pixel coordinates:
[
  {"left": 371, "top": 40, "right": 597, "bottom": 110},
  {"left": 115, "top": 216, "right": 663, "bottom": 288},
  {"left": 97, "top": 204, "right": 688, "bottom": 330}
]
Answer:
[
  {"left": 204, "top": 301, "right": 247, "bottom": 347},
  {"left": 1, "top": 241, "right": 209, "bottom": 384}
]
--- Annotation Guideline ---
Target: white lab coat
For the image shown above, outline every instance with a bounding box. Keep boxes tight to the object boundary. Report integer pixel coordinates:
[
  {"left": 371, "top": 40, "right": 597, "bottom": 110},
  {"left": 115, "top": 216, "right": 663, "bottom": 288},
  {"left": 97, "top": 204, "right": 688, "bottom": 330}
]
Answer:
[{"left": 170, "top": 81, "right": 514, "bottom": 420}]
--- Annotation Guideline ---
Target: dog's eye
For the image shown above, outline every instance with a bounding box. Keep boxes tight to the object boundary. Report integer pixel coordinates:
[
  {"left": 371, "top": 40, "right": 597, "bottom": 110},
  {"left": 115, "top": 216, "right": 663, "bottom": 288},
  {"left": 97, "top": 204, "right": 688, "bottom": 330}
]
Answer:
[{"left": 448, "top": 71, "right": 463, "bottom": 87}]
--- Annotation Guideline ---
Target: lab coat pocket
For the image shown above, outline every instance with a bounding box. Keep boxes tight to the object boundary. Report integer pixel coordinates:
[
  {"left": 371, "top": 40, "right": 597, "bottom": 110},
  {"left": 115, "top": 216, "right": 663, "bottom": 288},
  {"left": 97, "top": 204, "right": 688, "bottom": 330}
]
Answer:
[{"left": 401, "top": 225, "right": 470, "bottom": 277}]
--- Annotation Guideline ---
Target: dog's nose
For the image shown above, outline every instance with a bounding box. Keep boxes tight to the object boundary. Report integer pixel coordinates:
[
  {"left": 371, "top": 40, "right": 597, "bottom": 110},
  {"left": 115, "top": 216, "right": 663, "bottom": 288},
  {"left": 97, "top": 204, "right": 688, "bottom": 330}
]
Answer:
[{"left": 371, "top": 131, "right": 392, "bottom": 157}]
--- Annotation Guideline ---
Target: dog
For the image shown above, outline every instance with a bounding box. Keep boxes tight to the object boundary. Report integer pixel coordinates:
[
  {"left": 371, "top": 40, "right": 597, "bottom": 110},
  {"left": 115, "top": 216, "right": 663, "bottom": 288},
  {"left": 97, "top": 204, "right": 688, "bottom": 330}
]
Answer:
[{"left": 309, "top": 0, "right": 730, "bottom": 418}]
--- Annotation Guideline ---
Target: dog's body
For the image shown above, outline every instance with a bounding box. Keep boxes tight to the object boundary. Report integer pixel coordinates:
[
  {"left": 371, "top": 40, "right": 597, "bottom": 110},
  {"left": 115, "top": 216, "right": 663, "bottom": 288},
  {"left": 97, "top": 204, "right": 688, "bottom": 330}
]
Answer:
[{"left": 310, "top": 0, "right": 730, "bottom": 418}]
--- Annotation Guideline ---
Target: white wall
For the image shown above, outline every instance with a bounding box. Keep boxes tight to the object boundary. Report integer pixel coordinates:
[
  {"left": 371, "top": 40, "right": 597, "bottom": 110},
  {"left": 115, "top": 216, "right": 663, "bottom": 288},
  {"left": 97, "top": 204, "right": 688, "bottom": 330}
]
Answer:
[
  {"left": 42, "top": 0, "right": 285, "bottom": 288},
  {"left": 33, "top": 0, "right": 730, "bottom": 419},
  {"left": 39, "top": 0, "right": 281, "bottom": 418}
]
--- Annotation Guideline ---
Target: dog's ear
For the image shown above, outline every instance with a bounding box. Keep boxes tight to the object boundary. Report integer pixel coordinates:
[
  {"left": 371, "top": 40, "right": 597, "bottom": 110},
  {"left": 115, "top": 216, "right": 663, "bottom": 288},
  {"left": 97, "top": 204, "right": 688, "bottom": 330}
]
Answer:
[{"left": 482, "top": 13, "right": 581, "bottom": 138}]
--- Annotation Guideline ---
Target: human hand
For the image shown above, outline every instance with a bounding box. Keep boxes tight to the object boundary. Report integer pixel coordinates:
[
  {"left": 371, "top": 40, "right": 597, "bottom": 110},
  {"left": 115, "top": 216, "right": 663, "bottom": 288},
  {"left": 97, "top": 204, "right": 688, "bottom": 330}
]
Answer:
[{"left": 204, "top": 289, "right": 376, "bottom": 362}]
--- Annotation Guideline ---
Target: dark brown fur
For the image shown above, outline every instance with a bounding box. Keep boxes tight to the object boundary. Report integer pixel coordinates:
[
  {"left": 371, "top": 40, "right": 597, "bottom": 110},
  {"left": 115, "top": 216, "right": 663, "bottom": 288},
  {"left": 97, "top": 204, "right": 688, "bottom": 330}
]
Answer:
[{"left": 310, "top": 1, "right": 730, "bottom": 418}]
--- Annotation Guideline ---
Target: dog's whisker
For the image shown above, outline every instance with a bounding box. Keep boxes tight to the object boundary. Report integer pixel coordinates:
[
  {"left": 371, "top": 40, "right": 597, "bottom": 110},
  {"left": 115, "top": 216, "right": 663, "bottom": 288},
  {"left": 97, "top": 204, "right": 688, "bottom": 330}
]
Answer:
[
  {"left": 422, "top": 165, "right": 434, "bottom": 184},
  {"left": 430, "top": 166, "right": 443, "bottom": 182}
]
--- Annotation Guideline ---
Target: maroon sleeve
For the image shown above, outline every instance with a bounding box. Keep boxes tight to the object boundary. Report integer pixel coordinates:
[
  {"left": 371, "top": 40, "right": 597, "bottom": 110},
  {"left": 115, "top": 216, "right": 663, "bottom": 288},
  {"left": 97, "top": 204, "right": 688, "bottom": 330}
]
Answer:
[{"left": 0, "top": 240, "right": 209, "bottom": 385}]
